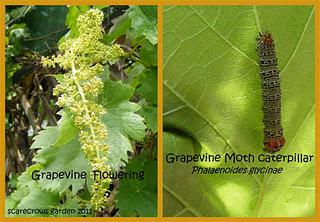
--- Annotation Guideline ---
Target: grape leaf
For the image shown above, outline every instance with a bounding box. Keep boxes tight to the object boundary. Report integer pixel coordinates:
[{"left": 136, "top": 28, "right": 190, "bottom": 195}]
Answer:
[
  {"left": 140, "top": 105, "right": 157, "bottom": 132},
  {"left": 93, "top": 6, "right": 109, "bottom": 10},
  {"left": 140, "top": 6, "right": 157, "bottom": 20},
  {"left": 25, "top": 111, "right": 88, "bottom": 195},
  {"left": 65, "top": 6, "right": 89, "bottom": 30},
  {"left": 16, "top": 164, "right": 42, "bottom": 189},
  {"left": 137, "top": 67, "right": 157, "bottom": 105},
  {"left": 128, "top": 6, "right": 157, "bottom": 45},
  {"left": 139, "top": 39, "right": 158, "bottom": 67},
  {"left": 7, "top": 6, "right": 33, "bottom": 21},
  {"left": 117, "top": 152, "right": 157, "bottom": 217},
  {"left": 30, "top": 126, "right": 59, "bottom": 150},
  {"left": 163, "top": 132, "right": 220, "bottom": 217},
  {"left": 56, "top": 192, "right": 83, "bottom": 217},
  {"left": 7, "top": 166, "right": 84, "bottom": 217},
  {"left": 6, "top": 165, "right": 58, "bottom": 217},
  {"left": 17, "top": 187, "right": 60, "bottom": 217},
  {"left": 6, "top": 165, "right": 41, "bottom": 210},
  {"left": 101, "top": 78, "right": 146, "bottom": 170},
  {"left": 59, "top": 6, "right": 89, "bottom": 44},
  {"left": 37, "top": 137, "right": 90, "bottom": 195},
  {"left": 30, "top": 110, "right": 76, "bottom": 150},
  {"left": 163, "top": 5, "right": 315, "bottom": 217},
  {"left": 128, "top": 63, "right": 146, "bottom": 87},
  {"left": 53, "top": 110, "right": 78, "bottom": 147},
  {"left": 9, "top": 23, "right": 30, "bottom": 39},
  {"left": 104, "top": 10, "right": 131, "bottom": 43}
]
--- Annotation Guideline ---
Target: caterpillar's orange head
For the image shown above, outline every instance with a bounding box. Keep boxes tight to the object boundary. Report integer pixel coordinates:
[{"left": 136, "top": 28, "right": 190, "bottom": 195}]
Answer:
[{"left": 259, "top": 32, "right": 274, "bottom": 46}]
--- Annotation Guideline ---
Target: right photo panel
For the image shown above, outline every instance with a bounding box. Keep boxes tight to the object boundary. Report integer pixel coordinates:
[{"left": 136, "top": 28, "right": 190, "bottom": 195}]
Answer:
[{"left": 163, "top": 5, "right": 315, "bottom": 217}]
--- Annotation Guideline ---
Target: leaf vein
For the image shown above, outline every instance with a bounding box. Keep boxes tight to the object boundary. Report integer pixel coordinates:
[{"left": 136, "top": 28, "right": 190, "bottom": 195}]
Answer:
[
  {"left": 164, "top": 184, "right": 201, "bottom": 216},
  {"left": 280, "top": 7, "right": 314, "bottom": 76},
  {"left": 190, "top": 6, "right": 258, "bottom": 67},
  {"left": 253, "top": 6, "right": 261, "bottom": 33}
]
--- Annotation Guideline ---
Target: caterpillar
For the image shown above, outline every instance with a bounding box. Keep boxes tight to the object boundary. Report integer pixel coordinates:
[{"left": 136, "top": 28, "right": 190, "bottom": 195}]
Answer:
[{"left": 257, "top": 32, "right": 285, "bottom": 153}]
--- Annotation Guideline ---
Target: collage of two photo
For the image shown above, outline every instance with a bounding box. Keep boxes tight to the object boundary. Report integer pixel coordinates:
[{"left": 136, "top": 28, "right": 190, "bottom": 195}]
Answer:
[{"left": 2, "top": 2, "right": 317, "bottom": 220}]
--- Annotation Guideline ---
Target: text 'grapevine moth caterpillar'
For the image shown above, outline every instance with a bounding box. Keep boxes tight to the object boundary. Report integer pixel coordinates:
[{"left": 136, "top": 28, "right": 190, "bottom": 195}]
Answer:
[{"left": 257, "top": 32, "right": 285, "bottom": 153}]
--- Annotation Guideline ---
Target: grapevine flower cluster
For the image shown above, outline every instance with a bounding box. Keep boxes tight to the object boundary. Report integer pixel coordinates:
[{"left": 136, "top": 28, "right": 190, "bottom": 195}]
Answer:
[{"left": 42, "top": 9, "right": 125, "bottom": 210}]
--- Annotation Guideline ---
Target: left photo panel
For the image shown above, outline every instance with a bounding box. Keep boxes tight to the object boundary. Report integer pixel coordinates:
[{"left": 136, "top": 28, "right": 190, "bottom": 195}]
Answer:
[{"left": 5, "top": 5, "right": 157, "bottom": 217}]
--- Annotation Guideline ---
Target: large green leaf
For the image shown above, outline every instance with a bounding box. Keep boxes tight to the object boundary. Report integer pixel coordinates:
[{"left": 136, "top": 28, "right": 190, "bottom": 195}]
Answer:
[
  {"left": 6, "top": 165, "right": 82, "bottom": 217},
  {"left": 163, "top": 6, "right": 315, "bottom": 217},
  {"left": 17, "top": 187, "right": 60, "bottom": 216},
  {"left": 6, "top": 165, "right": 42, "bottom": 211},
  {"left": 140, "top": 105, "right": 157, "bottom": 133},
  {"left": 30, "top": 111, "right": 90, "bottom": 195},
  {"left": 53, "top": 110, "right": 79, "bottom": 147},
  {"left": 104, "top": 10, "right": 131, "bottom": 43},
  {"left": 117, "top": 152, "right": 157, "bottom": 217},
  {"left": 30, "top": 126, "right": 59, "bottom": 150},
  {"left": 36, "top": 137, "right": 90, "bottom": 195},
  {"left": 137, "top": 67, "right": 157, "bottom": 105},
  {"left": 6, "top": 165, "right": 60, "bottom": 217},
  {"left": 128, "top": 6, "right": 158, "bottom": 45},
  {"left": 163, "top": 132, "right": 218, "bottom": 217},
  {"left": 101, "top": 78, "right": 147, "bottom": 170}
]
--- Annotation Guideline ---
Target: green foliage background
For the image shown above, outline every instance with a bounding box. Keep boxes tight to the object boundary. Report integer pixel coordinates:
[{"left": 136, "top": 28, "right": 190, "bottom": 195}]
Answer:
[
  {"left": 6, "top": 5, "right": 157, "bottom": 217},
  {"left": 163, "top": 6, "right": 315, "bottom": 217}
]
